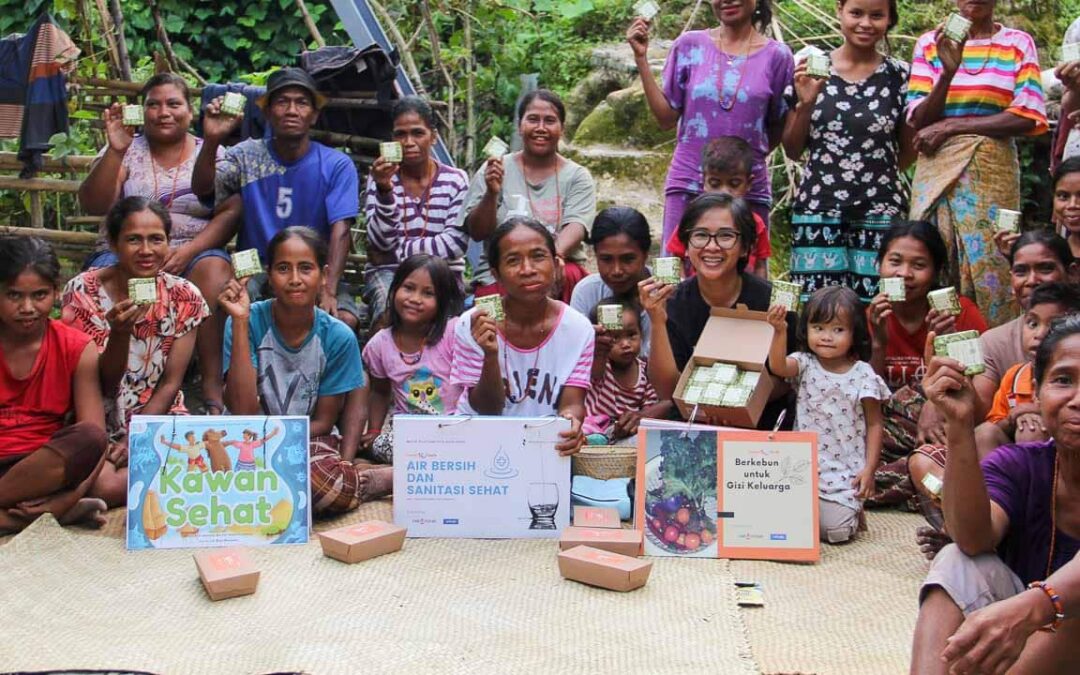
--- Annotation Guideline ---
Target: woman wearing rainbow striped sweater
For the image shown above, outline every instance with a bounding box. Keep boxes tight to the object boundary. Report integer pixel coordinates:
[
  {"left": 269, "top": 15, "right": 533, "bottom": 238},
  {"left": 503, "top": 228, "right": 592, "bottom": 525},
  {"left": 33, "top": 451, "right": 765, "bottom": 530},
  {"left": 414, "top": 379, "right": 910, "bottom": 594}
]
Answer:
[{"left": 906, "top": 0, "right": 1047, "bottom": 328}]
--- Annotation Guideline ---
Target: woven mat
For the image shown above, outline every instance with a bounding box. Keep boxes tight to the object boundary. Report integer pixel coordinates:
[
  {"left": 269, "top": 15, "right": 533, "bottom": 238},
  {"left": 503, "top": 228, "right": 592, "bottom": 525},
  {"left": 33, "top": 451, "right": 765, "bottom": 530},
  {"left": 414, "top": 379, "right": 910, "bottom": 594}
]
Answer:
[
  {"left": 0, "top": 505, "right": 755, "bottom": 675},
  {"left": 732, "top": 510, "right": 927, "bottom": 675}
]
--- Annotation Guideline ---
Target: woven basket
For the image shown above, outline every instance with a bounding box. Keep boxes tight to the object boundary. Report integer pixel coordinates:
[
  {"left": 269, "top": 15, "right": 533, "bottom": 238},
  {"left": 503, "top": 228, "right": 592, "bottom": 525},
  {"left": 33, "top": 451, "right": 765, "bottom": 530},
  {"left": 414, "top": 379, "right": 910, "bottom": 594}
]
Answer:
[{"left": 572, "top": 445, "right": 637, "bottom": 480}]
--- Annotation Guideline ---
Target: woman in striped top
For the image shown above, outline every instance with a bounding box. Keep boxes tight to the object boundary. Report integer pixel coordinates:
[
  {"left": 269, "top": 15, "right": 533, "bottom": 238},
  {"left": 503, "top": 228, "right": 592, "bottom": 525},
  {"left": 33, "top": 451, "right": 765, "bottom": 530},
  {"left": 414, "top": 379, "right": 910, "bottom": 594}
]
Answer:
[
  {"left": 451, "top": 218, "right": 592, "bottom": 456},
  {"left": 363, "top": 96, "right": 469, "bottom": 325},
  {"left": 906, "top": 0, "right": 1048, "bottom": 327}
]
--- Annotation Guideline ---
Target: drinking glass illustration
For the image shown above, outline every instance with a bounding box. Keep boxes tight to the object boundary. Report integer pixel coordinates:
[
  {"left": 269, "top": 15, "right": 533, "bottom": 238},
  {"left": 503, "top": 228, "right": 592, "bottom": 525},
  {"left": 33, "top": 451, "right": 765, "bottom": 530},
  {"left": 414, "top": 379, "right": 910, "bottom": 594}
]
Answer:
[{"left": 528, "top": 482, "right": 559, "bottom": 529}]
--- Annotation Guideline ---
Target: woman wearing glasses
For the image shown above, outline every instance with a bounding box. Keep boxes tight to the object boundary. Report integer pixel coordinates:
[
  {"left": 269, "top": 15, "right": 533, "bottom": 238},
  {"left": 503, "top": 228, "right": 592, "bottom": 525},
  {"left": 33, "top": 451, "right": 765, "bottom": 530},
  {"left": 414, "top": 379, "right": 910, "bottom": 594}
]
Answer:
[{"left": 638, "top": 193, "right": 796, "bottom": 429}]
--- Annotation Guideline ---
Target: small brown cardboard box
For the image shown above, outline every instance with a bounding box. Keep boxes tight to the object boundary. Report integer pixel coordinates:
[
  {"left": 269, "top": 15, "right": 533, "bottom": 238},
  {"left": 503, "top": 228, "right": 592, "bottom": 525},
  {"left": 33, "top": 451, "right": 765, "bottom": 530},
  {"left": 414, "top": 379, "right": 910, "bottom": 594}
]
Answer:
[
  {"left": 672, "top": 306, "right": 775, "bottom": 428},
  {"left": 194, "top": 547, "right": 259, "bottom": 601},
  {"left": 558, "top": 545, "right": 653, "bottom": 592},
  {"left": 318, "top": 521, "right": 407, "bottom": 564},
  {"left": 559, "top": 526, "right": 642, "bottom": 556},
  {"left": 573, "top": 506, "right": 622, "bottom": 529}
]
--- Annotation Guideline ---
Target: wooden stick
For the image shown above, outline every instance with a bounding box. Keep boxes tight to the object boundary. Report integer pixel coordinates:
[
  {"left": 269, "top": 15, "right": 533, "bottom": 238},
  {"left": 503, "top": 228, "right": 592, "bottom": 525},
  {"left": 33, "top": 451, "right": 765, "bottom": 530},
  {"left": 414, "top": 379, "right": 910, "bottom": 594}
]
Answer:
[
  {"left": 0, "top": 177, "right": 82, "bottom": 193},
  {"left": 0, "top": 152, "right": 95, "bottom": 172},
  {"left": 367, "top": 0, "right": 429, "bottom": 98},
  {"left": 294, "top": 0, "right": 327, "bottom": 48},
  {"left": 0, "top": 226, "right": 97, "bottom": 244},
  {"left": 107, "top": 0, "right": 133, "bottom": 80},
  {"left": 93, "top": 0, "right": 122, "bottom": 75},
  {"left": 309, "top": 130, "right": 381, "bottom": 151}
]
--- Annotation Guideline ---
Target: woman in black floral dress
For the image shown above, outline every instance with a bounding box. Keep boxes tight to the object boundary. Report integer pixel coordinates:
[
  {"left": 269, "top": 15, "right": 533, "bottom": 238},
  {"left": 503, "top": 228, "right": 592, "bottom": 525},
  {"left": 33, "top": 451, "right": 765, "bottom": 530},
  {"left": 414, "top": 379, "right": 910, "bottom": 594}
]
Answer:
[{"left": 782, "top": 0, "right": 914, "bottom": 303}]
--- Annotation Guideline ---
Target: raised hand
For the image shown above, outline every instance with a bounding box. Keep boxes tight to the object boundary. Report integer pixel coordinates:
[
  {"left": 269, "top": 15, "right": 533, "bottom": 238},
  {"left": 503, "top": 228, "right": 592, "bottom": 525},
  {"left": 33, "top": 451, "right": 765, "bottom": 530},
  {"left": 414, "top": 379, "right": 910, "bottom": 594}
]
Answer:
[
  {"left": 202, "top": 96, "right": 243, "bottom": 144},
  {"left": 483, "top": 156, "right": 504, "bottom": 196},
  {"left": 627, "top": 17, "right": 651, "bottom": 60},
  {"left": 471, "top": 307, "right": 499, "bottom": 356},
  {"left": 103, "top": 103, "right": 136, "bottom": 155},
  {"left": 793, "top": 61, "right": 827, "bottom": 107},
  {"left": 217, "top": 278, "right": 251, "bottom": 320}
]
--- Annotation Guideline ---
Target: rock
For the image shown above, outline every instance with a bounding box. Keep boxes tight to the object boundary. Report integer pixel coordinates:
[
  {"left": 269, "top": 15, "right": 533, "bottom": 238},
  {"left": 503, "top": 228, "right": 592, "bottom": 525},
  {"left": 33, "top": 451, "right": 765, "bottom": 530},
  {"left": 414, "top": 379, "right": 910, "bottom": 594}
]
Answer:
[
  {"left": 573, "top": 79, "right": 677, "bottom": 149},
  {"left": 590, "top": 40, "right": 671, "bottom": 76},
  {"left": 565, "top": 69, "right": 632, "bottom": 139}
]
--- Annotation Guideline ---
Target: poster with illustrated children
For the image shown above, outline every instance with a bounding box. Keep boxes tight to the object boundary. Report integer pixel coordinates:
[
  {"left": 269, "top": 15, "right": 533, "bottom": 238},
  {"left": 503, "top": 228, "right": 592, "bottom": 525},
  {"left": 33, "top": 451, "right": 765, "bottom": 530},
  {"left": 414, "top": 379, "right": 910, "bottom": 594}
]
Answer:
[
  {"left": 635, "top": 428, "right": 819, "bottom": 562},
  {"left": 125, "top": 415, "right": 310, "bottom": 550}
]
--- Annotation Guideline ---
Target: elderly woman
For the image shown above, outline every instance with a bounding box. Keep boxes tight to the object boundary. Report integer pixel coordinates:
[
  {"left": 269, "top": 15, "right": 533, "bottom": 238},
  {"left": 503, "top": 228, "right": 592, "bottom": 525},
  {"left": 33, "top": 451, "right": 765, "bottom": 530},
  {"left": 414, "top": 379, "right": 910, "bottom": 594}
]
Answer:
[
  {"left": 78, "top": 72, "right": 237, "bottom": 414},
  {"left": 911, "top": 317, "right": 1080, "bottom": 674},
  {"left": 628, "top": 0, "right": 792, "bottom": 255},
  {"left": 906, "top": 0, "right": 1047, "bottom": 327}
]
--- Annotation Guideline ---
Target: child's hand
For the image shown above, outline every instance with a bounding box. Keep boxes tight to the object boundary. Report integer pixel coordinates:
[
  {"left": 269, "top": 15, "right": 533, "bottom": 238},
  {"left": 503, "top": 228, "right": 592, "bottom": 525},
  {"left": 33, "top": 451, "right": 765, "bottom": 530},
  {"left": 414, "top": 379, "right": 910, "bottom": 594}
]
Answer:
[
  {"left": 926, "top": 308, "right": 957, "bottom": 337},
  {"left": 470, "top": 309, "right": 499, "bottom": 356},
  {"left": 593, "top": 325, "right": 614, "bottom": 357},
  {"left": 1014, "top": 413, "right": 1049, "bottom": 444},
  {"left": 854, "top": 466, "right": 875, "bottom": 501},
  {"left": 766, "top": 304, "right": 788, "bottom": 331},
  {"left": 638, "top": 277, "right": 674, "bottom": 320}
]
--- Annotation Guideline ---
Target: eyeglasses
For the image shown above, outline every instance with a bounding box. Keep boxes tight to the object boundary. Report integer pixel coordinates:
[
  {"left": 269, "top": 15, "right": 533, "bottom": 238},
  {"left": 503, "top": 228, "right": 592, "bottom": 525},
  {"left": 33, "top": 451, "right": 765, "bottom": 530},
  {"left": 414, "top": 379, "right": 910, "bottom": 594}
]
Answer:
[{"left": 687, "top": 229, "right": 741, "bottom": 250}]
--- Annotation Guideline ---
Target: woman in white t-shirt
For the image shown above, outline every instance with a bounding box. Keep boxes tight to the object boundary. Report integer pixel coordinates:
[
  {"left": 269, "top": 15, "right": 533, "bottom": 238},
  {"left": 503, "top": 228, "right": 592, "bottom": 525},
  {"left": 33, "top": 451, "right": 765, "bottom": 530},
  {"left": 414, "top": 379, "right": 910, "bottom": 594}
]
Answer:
[{"left": 451, "top": 217, "right": 593, "bottom": 455}]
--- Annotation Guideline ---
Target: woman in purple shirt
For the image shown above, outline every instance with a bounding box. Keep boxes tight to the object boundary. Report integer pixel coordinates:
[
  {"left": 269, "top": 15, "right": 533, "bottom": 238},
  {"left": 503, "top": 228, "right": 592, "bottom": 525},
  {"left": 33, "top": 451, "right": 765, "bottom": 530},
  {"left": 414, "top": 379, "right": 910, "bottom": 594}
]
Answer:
[
  {"left": 628, "top": 0, "right": 793, "bottom": 254},
  {"left": 912, "top": 316, "right": 1080, "bottom": 673}
]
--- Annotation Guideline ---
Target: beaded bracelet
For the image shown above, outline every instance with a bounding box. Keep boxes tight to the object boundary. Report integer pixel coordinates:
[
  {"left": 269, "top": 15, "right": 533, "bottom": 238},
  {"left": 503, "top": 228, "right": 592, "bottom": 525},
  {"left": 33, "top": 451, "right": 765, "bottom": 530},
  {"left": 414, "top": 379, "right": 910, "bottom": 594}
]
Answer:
[{"left": 1027, "top": 581, "right": 1065, "bottom": 633}]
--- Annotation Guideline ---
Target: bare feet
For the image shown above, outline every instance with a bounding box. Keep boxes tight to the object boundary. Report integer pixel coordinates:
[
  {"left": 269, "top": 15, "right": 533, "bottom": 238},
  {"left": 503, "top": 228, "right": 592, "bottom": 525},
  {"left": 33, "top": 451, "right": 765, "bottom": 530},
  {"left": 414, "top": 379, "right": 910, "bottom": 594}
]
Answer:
[
  {"left": 358, "top": 466, "right": 394, "bottom": 502},
  {"left": 915, "top": 526, "right": 951, "bottom": 561},
  {"left": 58, "top": 498, "right": 109, "bottom": 528}
]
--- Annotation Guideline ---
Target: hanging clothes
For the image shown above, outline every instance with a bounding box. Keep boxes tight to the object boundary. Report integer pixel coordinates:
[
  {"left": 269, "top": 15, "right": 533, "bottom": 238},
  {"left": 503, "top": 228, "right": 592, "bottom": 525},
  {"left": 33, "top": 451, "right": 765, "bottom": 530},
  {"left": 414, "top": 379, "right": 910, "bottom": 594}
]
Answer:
[{"left": 0, "top": 13, "right": 78, "bottom": 176}]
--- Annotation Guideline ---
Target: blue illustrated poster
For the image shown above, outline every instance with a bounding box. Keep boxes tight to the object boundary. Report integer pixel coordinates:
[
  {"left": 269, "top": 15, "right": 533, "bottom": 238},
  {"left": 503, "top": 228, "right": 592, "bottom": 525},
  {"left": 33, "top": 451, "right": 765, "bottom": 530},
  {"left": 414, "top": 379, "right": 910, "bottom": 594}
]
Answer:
[{"left": 126, "top": 415, "right": 310, "bottom": 550}]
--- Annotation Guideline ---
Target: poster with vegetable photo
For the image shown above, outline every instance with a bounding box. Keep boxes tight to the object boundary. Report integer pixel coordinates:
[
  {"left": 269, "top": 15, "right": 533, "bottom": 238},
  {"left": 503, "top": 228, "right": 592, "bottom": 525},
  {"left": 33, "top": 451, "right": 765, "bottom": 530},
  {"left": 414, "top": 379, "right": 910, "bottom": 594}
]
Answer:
[{"left": 636, "top": 429, "right": 718, "bottom": 558}]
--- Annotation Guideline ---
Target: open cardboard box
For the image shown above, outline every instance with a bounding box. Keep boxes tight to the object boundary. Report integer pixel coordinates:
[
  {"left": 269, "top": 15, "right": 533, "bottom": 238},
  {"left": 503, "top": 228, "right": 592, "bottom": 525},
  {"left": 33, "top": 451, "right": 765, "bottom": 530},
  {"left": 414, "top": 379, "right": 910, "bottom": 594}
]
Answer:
[
  {"left": 559, "top": 526, "right": 642, "bottom": 556},
  {"left": 193, "top": 547, "right": 259, "bottom": 601},
  {"left": 673, "top": 306, "right": 775, "bottom": 429},
  {"left": 558, "top": 545, "right": 653, "bottom": 592},
  {"left": 318, "top": 521, "right": 407, "bottom": 564}
]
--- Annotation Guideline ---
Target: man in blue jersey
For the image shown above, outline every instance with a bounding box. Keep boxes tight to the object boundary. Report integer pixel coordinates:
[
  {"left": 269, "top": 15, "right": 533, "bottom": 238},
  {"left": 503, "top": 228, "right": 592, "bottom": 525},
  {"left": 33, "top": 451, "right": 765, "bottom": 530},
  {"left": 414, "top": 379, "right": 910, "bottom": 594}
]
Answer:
[{"left": 192, "top": 68, "right": 360, "bottom": 331}]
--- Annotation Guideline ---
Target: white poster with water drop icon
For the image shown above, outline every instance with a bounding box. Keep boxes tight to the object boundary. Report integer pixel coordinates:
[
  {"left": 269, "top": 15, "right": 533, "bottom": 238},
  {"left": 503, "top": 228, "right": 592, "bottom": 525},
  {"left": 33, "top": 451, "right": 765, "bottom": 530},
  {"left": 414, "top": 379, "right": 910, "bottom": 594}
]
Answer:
[{"left": 392, "top": 415, "right": 572, "bottom": 538}]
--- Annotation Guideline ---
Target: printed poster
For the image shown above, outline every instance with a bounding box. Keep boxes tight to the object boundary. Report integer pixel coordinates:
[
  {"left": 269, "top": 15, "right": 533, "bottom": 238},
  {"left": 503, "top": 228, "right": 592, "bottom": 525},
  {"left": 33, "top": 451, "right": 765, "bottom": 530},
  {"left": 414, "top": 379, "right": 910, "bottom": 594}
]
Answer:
[
  {"left": 635, "top": 428, "right": 818, "bottom": 562},
  {"left": 126, "top": 415, "right": 310, "bottom": 550},
  {"left": 393, "top": 415, "right": 572, "bottom": 538}
]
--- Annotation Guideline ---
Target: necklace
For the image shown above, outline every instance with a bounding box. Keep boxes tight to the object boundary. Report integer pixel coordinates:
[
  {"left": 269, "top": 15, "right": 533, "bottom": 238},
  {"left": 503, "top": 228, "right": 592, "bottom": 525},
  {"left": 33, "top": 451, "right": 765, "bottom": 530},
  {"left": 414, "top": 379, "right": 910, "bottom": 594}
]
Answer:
[
  {"left": 518, "top": 154, "right": 562, "bottom": 228},
  {"left": 502, "top": 301, "right": 550, "bottom": 404},
  {"left": 713, "top": 28, "right": 752, "bottom": 111},
  {"left": 959, "top": 30, "right": 994, "bottom": 77},
  {"left": 150, "top": 137, "right": 190, "bottom": 207},
  {"left": 400, "top": 159, "right": 437, "bottom": 243},
  {"left": 394, "top": 331, "right": 425, "bottom": 366},
  {"left": 1046, "top": 453, "right": 1060, "bottom": 578}
]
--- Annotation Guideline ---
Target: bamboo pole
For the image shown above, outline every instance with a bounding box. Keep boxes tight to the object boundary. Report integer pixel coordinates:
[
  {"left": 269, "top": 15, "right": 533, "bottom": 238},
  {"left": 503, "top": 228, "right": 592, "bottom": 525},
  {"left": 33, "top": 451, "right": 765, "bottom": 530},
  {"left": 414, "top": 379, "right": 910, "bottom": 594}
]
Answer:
[
  {"left": 0, "top": 177, "right": 82, "bottom": 193},
  {"left": 463, "top": 1, "right": 476, "bottom": 166},
  {"left": 107, "top": 0, "right": 132, "bottom": 80},
  {"left": 0, "top": 152, "right": 95, "bottom": 172},
  {"left": 0, "top": 226, "right": 97, "bottom": 244}
]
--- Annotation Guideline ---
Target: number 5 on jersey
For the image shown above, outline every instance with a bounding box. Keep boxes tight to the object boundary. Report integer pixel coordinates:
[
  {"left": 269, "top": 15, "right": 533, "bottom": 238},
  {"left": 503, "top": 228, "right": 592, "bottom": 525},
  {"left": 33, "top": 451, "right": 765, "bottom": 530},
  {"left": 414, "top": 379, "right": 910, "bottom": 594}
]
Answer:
[{"left": 276, "top": 187, "right": 293, "bottom": 219}]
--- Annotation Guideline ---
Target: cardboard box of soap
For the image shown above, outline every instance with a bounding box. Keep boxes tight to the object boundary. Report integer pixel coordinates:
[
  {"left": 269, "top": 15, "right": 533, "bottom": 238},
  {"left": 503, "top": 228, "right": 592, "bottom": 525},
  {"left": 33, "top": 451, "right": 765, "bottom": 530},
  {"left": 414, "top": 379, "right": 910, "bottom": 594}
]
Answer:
[
  {"left": 558, "top": 545, "right": 652, "bottom": 592},
  {"left": 194, "top": 547, "right": 259, "bottom": 601},
  {"left": 573, "top": 506, "right": 622, "bottom": 529},
  {"left": 318, "top": 521, "right": 406, "bottom": 563},
  {"left": 672, "top": 306, "right": 775, "bottom": 428},
  {"left": 559, "top": 526, "right": 642, "bottom": 556}
]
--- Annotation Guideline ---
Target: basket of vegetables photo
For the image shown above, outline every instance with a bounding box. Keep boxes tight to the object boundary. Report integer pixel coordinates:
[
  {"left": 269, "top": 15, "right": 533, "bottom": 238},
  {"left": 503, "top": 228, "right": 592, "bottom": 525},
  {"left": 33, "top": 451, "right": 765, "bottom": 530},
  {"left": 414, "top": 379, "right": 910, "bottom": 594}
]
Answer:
[{"left": 643, "top": 431, "right": 718, "bottom": 557}]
